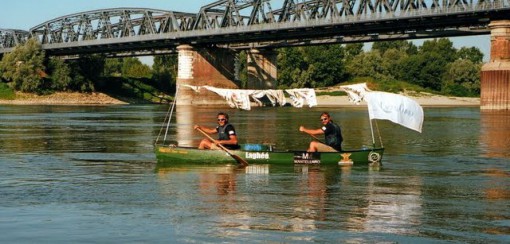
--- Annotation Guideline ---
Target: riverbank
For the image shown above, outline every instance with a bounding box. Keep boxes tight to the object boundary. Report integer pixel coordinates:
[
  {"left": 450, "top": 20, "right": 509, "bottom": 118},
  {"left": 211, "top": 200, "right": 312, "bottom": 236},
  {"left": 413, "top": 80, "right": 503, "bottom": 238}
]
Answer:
[
  {"left": 317, "top": 93, "right": 480, "bottom": 107},
  {"left": 0, "top": 92, "right": 128, "bottom": 105},
  {"left": 0, "top": 91, "right": 480, "bottom": 107}
]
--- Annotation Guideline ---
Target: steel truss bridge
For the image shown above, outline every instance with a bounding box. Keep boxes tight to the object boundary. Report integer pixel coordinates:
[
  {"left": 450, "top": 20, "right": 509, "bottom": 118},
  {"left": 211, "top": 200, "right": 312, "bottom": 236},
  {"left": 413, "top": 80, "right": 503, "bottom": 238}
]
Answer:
[{"left": 1, "top": 0, "right": 510, "bottom": 57}]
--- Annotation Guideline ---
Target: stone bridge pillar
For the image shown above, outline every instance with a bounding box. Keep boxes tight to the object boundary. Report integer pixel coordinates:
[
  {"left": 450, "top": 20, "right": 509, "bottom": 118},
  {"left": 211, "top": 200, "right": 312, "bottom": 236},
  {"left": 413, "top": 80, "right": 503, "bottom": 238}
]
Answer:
[
  {"left": 481, "top": 20, "right": 510, "bottom": 110},
  {"left": 247, "top": 49, "right": 277, "bottom": 89},
  {"left": 175, "top": 44, "right": 239, "bottom": 106}
]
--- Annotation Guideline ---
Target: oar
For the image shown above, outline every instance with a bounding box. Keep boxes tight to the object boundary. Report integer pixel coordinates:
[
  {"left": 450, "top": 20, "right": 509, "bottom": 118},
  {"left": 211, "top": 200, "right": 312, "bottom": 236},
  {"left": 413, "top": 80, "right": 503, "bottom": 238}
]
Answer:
[
  {"left": 306, "top": 133, "right": 326, "bottom": 145},
  {"left": 305, "top": 133, "right": 343, "bottom": 152},
  {"left": 195, "top": 127, "right": 248, "bottom": 167}
]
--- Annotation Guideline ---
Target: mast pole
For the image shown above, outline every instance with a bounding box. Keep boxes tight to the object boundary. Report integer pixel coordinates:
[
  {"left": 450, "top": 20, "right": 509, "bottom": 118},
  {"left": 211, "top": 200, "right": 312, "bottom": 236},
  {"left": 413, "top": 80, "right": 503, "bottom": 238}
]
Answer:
[
  {"left": 163, "top": 85, "right": 179, "bottom": 143},
  {"left": 375, "top": 120, "right": 384, "bottom": 148},
  {"left": 369, "top": 118, "right": 376, "bottom": 147}
]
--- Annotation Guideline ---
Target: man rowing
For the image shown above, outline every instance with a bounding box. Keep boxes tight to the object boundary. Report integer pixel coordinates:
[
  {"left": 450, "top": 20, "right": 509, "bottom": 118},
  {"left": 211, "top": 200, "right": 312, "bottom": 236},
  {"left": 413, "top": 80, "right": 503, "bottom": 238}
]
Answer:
[
  {"left": 299, "top": 112, "right": 343, "bottom": 152},
  {"left": 194, "top": 112, "right": 240, "bottom": 150}
]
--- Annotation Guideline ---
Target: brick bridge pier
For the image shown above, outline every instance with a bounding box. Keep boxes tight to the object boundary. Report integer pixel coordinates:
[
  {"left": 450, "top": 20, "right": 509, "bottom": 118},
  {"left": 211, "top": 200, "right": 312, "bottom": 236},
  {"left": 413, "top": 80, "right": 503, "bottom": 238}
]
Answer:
[{"left": 175, "top": 45, "right": 276, "bottom": 106}]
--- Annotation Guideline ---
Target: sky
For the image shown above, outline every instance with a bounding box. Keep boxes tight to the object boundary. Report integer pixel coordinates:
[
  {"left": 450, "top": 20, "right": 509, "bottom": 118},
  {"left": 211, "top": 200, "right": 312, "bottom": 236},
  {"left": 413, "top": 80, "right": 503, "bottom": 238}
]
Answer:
[{"left": 0, "top": 0, "right": 490, "bottom": 63}]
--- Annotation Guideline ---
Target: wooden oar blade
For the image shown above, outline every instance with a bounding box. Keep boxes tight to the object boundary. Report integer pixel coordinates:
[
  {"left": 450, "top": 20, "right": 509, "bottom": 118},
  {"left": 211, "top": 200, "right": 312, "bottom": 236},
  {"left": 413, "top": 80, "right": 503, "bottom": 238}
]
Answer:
[
  {"left": 196, "top": 127, "right": 248, "bottom": 167},
  {"left": 231, "top": 154, "right": 249, "bottom": 167}
]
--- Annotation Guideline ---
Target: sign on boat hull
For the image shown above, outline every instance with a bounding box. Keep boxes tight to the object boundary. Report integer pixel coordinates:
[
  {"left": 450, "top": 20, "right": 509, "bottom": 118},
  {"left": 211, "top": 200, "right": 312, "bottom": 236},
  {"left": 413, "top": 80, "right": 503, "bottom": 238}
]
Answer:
[{"left": 155, "top": 145, "right": 384, "bottom": 167}]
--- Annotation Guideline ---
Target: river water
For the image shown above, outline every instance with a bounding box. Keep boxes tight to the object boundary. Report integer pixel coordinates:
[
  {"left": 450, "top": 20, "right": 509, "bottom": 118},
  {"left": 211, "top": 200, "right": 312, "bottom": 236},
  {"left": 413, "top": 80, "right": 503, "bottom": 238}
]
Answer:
[{"left": 0, "top": 105, "right": 508, "bottom": 243}]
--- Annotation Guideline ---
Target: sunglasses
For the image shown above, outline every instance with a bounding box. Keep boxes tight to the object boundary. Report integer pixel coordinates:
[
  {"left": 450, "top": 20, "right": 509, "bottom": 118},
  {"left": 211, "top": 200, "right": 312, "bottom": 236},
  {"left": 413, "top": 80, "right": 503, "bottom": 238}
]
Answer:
[{"left": 217, "top": 118, "right": 226, "bottom": 121}]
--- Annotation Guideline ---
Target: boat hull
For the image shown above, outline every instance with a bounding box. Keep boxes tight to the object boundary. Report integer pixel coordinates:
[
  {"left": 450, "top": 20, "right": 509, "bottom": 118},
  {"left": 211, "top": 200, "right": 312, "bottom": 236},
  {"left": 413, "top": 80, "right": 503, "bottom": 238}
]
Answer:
[{"left": 155, "top": 145, "right": 384, "bottom": 167}]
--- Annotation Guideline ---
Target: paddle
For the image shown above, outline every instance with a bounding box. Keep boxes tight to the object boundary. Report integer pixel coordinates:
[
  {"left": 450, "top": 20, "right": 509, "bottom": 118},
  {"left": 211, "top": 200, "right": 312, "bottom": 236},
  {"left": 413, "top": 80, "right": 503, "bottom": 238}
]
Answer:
[
  {"left": 306, "top": 133, "right": 326, "bottom": 145},
  {"left": 195, "top": 127, "right": 249, "bottom": 167},
  {"left": 304, "top": 132, "right": 344, "bottom": 152}
]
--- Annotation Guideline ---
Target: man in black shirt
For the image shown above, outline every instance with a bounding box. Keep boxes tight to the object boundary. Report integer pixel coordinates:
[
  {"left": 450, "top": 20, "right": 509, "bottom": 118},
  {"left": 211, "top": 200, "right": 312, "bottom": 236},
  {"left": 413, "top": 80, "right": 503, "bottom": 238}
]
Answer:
[
  {"left": 194, "top": 112, "right": 240, "bottom": 150},
  {"left": 299, "top": 112, "right": 343, "bottom": 152}
]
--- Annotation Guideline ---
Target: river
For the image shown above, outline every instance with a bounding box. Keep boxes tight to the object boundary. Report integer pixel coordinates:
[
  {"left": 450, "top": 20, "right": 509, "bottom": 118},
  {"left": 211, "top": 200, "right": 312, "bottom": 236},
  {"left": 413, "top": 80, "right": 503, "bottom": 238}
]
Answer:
[{"left": 0, "top": 105, "right": 508, "bottom": 243}]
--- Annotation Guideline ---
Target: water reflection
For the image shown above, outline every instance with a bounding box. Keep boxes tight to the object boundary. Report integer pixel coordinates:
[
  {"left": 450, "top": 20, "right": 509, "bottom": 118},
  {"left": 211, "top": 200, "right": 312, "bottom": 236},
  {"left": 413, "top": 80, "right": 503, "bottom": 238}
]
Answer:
[
  {"left": 2, "top": 105, "right": 508, "bottom": 242},
  {"left": 155, "top": 164, "right": 425, "bottom": 236},
  {"left": 482, "top": 167, "right": 510, "bottom": 236},
  {"left": 361, "top": 173, "right": 423, "bottom": 235},
  {"left": 480, "top": 111, "right": 510, "bottom": 158},
  {"left": 174, "top": 105, "right": 196, "bottom": 147},
  {"left": 483, "top": 168, "right": 510, "bottom": 201}
]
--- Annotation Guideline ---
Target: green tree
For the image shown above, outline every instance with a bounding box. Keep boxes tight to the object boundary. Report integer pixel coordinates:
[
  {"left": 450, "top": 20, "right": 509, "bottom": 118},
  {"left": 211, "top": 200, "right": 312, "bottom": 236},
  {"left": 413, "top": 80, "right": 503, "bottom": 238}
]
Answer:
[
  {"left": 277, "top": 45, "right": 346, "bottom": 88},
  {"left": 457, "top": 47, "right": 484, "bottom": 64},
  {"left": 152, "top": 55, "right": 177, "bottom": 93},
  {"left": 277, "top": 47, "right": 306, "bottom": 88},
  {"left": 0, "top": 38, "right": 46, "bottom": 93},
  {"left": 346, "top": 50, "right": 386, "bottom": 80},
  {"left": 393, "top": 38, "right": 457, "bottom": 91},
  {"left": 104, "top": 58, "right": 123, "bottom": 76},
  {"left": 236, "top": 51, "right": 248, "bottom": 88},
  {"left": 303, "top": 44, "right": 346, "bottom": 87},
  {"left": 400, "top": 52, "right": 448, "bottom": 91},
  {"left": 344, "top": 43, "right": 364, "bottom": 60},
  {"left": 65, "top": 55, "right": 104, "bottom": 92},
  {"left": 372, "top": 40, "right": 417, "bottom": 55},
  {"left": 419, "top": 38, "right": 457, "bottom": 63},
  {"left": 442, "top": 59, "right": 481, "bottom": 96},
  {"left": 47, "top": 57, "right": 72, "bottom": 91},
  {"left": 121, "top": 57, "right": 151, "bottom": 78},
  {"left": 381, "top": 48, "right": 409, "bottom": 79}
]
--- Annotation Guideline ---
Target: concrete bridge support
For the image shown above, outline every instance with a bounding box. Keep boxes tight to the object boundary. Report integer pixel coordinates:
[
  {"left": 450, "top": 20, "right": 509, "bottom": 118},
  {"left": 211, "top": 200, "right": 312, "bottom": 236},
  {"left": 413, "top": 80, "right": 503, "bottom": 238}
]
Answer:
[
  {"left": 247, "top": 49, "right": 277, "bottom": 89},
  {"left": 481, "top": 20, "right": 510, "bottom": 110},
  {"left": 175, "top": 44, "right": 239, "bottom": 106}
]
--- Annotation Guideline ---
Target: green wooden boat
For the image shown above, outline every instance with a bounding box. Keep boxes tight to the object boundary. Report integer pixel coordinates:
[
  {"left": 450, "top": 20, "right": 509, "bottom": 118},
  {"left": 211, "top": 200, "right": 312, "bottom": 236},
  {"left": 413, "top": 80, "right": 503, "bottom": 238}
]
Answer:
[
  {"left": 155, "top": 83, "right": 423, "bottom": 168},
  {"left": 155, "top": 144, "right": 384, "bottom": 167}
]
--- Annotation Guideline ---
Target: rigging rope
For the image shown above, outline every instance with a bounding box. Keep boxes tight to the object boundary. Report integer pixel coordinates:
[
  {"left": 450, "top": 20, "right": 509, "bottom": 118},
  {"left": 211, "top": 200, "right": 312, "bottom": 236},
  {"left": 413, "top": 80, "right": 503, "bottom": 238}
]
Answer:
[{"left": 155, "top": 85, "right": 179, "bottom": 145}]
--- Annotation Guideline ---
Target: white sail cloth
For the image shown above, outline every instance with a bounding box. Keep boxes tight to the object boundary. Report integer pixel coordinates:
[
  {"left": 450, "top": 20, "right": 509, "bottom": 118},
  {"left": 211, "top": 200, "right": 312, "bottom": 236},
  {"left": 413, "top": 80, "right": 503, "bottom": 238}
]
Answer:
[
  {"left": 364, "top": 92, "right": 424, "bottom": 133},
  {"left": 340, "top": 83, "right": 424, "bottom": 133},
  {"left": 285, "top": 88, "right": 318, "bottom": 108},
  {"left": 339, "top": 83, "right": 371, "bottom": 104},
  {"left": 182, "top": 85, "right": 316, "bottom": 110}
]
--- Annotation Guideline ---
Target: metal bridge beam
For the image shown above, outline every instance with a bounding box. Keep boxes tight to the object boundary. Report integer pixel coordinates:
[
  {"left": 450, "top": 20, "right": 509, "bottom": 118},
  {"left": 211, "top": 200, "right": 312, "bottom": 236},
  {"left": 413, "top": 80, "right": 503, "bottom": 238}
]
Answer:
[
  {"left": 1, "top": 1, "right": 509, "bottom": 54},
  {"left": 0, "top": 29, "right": 30, "bottom": 49}
]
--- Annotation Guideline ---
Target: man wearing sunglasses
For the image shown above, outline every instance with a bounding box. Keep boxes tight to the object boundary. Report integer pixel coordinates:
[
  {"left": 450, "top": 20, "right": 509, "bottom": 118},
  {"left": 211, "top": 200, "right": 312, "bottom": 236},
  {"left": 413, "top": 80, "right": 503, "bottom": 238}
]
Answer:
[
  {"left": 299, "top": 112, "right": 343, "bottom": 152},
  {"left": 194, "top": 112, "right": 240, "bottom": 150}
]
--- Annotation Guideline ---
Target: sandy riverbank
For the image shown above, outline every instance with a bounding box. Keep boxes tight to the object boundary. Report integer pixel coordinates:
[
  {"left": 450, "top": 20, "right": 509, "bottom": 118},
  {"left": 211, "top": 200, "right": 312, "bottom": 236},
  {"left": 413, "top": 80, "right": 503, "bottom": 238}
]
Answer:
[
  {"left": 0, "top": 92, "right": 128, "bottom": 105},
  {"left": 317, "top": 93, "right": 480, "bottom": 107},
  {"left": 0, "top": 91, "right": 480, "bottom": 107}
]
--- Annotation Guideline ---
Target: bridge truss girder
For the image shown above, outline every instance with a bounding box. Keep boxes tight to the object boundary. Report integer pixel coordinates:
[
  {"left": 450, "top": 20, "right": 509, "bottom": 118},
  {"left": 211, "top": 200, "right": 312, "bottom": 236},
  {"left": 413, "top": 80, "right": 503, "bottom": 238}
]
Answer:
[
  {"left": 0, "top": 0, "right": 509, "bottom": 56},
  {"left": 0, "top": 29, "right": 30, "bottom": 49},
  {"left": 192, "top": 0, "right": 509, "bottom": 28},
  {"left": 30, "top": 8, "right": 196, "bottom": 45}
]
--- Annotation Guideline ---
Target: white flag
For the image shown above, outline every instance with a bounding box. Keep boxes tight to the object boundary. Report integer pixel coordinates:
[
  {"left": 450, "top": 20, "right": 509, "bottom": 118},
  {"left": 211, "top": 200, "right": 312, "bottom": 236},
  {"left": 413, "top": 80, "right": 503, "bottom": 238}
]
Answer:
[{"left": 364, "top": 91, "right": 424, "bottom": 133}]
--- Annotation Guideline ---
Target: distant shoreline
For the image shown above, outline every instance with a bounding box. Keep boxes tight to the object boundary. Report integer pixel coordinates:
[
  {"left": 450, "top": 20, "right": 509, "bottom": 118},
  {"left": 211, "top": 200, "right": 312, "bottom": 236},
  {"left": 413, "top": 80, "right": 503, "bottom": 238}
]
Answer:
[
  {"left": 317, "top": 94, "right": 480, "bottom": 107},
  {"left": 0, "top": 91, "right": 480, "bottom": 107},
  {"left": 0, "top": 92, "right": 128, "bottom": 105}
]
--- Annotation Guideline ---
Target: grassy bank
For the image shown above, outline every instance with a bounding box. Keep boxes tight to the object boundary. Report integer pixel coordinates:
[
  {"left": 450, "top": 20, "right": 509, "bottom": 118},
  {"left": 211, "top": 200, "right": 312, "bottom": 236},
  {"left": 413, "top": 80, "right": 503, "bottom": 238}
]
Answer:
[{"left": 0, "top": 83, "right": 16, "bottom": 100}]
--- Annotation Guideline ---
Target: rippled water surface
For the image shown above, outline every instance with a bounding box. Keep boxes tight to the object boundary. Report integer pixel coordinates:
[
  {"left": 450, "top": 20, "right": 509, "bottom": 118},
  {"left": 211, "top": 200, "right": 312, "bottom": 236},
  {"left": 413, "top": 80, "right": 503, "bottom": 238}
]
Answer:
[{"left": 0, "top": 105, "right": 509, "bottom": 243}]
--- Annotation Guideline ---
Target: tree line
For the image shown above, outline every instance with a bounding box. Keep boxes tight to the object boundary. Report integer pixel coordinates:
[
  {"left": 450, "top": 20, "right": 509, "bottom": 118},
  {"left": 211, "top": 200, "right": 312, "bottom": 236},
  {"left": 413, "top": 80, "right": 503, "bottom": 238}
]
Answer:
[
  {"left": 0, "top": 37, "right": 483, "bottom": 97},
  {"left": 277, "top": 39, "right": 483, "bottom": 96}
]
